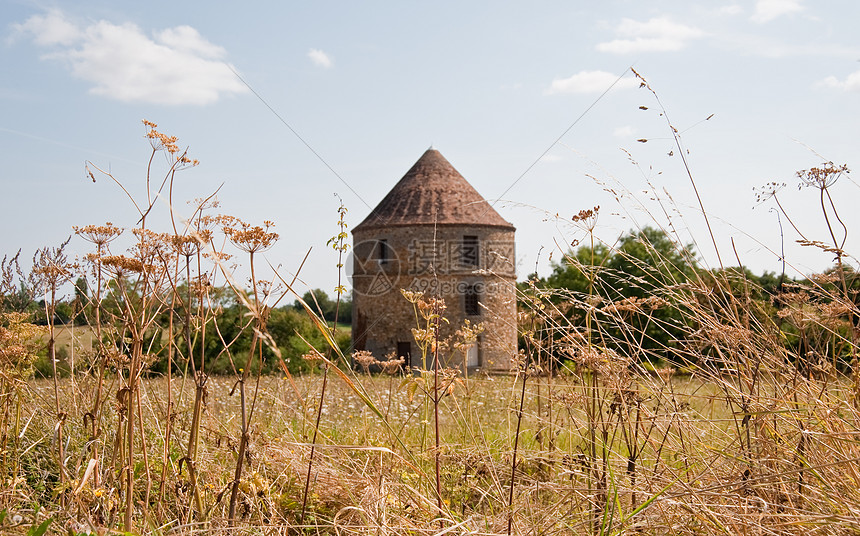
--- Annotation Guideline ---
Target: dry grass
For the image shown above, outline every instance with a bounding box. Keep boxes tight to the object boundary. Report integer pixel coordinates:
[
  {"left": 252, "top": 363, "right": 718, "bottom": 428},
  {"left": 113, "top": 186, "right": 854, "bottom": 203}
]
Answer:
[
  {"left": 3, "top": 111, "right": 860, "bottom": 535},
  {"left": 4, "top": 365, "right": 860, "bottom": 535}
]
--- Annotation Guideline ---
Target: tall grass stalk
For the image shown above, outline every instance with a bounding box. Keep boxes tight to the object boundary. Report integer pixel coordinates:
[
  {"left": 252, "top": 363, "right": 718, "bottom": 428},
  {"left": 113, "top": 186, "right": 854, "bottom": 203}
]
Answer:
[
  {"left": 224, "top": 220, "right": 278, "bottom": 522},
  {"left": 33, "top": 238, "right": 72, "bottom": 506},
  {"left": 300, "top": 201, "right": 348, "bottom": 525}
]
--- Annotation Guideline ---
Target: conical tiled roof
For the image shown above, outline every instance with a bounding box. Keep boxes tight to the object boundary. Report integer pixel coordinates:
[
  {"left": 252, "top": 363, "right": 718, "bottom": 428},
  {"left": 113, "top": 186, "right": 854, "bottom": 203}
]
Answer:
[{"left": 354, "top": 148, "right": 515, "bottom": 231}]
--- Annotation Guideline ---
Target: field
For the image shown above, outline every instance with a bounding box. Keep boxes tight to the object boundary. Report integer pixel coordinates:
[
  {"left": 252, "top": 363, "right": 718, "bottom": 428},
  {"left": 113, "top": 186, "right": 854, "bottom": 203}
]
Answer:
[{"left": 4, "top": 365, "right": 860, "bottom": 535}]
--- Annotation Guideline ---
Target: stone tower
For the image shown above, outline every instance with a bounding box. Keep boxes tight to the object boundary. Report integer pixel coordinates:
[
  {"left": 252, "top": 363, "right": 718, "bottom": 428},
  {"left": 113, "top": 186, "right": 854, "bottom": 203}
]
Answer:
[{"left": 351, "top": 148, "right": 517, "bottom": 373}]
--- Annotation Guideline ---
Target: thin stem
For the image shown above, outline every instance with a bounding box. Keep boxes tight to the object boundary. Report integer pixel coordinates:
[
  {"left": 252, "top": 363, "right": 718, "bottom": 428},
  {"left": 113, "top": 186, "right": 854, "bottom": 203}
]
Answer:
[
  {"left": 507, "top": 366, "right": 529, "bottom": 536},
  {"left": 300, "top": 363, "right": 328, "bottom": 525},
  {"left": 433, "top": 300, "right": 443, "bottom": 522}
]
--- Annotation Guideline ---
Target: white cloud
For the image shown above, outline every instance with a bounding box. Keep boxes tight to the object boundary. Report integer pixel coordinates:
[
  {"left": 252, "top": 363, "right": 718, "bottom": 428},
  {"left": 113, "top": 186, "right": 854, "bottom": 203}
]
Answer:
[
  {"left": 545, "top": 70, "right": 639, "bottom": 95},
  {"left": 819, "top": 71, "right": 860, "bottom": 92},
  {"left": 751, "top": 0, "right": 803, "bottom": 23},
  {"left": 13, "top": 10, "right": 246, "bottom": 105},
  {"left": 614, "top": 126, "right": 635, "bottom": 138},
  {"left": 596, "top": 16, "right": 704, "bottom": 54},
  {"left": 308, "top": 49, "right": 333, "bottom": 68},
  {"left": 11, "top": 9, "right": 81, "bottom": 46},
  {"left": 155, "top": 26, "right": 225, "bottom": 58},
  {"left": 721, "top": 32, "right": 860, "bottom": 59},
  {"left": 717, "top": 5, "right": 743, "bottom": 16}
]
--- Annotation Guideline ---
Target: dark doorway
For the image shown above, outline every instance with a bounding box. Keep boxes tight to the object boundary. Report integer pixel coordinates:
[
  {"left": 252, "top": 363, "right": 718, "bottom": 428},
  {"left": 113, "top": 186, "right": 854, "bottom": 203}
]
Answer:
[{"left": 397, "top": 341, "right": 412, "bottom": 368}]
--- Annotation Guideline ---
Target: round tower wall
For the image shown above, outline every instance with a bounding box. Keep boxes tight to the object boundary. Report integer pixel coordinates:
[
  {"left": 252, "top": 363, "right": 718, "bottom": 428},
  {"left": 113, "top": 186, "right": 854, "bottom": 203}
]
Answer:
[{"left": 351, "top": 224, "right": 516, "bottom": 373}]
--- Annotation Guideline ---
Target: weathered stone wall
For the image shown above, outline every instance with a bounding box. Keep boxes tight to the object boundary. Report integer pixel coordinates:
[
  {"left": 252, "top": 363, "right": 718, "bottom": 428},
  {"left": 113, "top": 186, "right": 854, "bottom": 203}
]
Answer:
[{"left": 352, "top": 224, "right": 517, "bottom": 372}]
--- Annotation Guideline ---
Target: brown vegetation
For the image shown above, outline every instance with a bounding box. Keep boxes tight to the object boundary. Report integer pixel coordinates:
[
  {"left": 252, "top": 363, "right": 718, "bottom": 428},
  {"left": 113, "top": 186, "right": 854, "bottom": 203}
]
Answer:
[{"left": 1, "top": 108, "right": 860, "bottom": 535}]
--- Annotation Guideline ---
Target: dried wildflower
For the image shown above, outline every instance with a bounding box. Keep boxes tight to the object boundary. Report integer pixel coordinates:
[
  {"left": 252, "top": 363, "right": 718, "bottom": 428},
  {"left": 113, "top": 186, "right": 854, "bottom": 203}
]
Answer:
[
  {"left": 203, "top": 250, "right": 232, "bottom": 262},
  {"left": 100, "top": 255, "right": 145, "bottom": 274},
  {"left": 411, "top": 328, "right": 435, "bottom": 346},
  {"left": 74, "top": 223, "right": 123, "bottom": 247},
  {"left": 170, "top": 234, "right": 201, "bottom": 256},
  {"left": 31, "top": 262, "right": 71, "bottom": 285},
  {"left": 774, "top": 289, "right": 851, "bottom": 332},
  {"left": 178, "top": 155, "right": 200, "bottom": 167},
  {"left": 454, "top": 320, "right": 484, "bottom": 359},
  {"left": 222, "top": 217, "right": 279, "bottom": 253},
  {"left": 255, "top": 279, "right": 279, "bottom": 303},
  {"left": 379, "top": 353, "right": 405, "bottom": 375},
  {"left": 455, "top": 319, "right": 484, "bottom": 345},
  {"left": 352, "top": 350, "right": 378, "bottom": 373},
  {"left": 572, "top": 206, "right": 600, "bottom": 223},
  {"left": 0, "top": 252, "right": 21, "bottom": 301},
  {"left": 797, "top": 162, "right": 849, "bottom": 190},
  {"left": 753, "top": 181, "right": 786, "bottom": 205},
  {"left": 438, "top": 367, "right": 463, "bottom": 395},
  {"left": 401, "top": 289, "right": 424, "bottom": 304},
  {"left": 774, "top": 291, "right": 810, "bottom": 308},
  {"left": 32, "top": 238, "right": 73, "bottom": 291},
  {"left": 129, "top": 229, "right": 170, "bottom": 272},
  {"left": 190, "top": 274, "right": 212, "bottom": 297},
  {"left": 189, "top": 197, "right": 220, "bottom": 210},
  {"left": 0, "top": 312, "right": 46, "bottom": 381},
  {"left": 301, "top": 350, "right": 324, "bottom": 362},
  {"left": 571, "top": 206, "right": 600, "bottom": 232},
  {"left": 817, "top": 301, "right": 853, "bottom": 330},
  {"left": 416, "top": 297, "right": 446, "bottom": 320},
  {"left": 698, "top": 321, "right": 752, "bottom": 349},
  {"left": 105, "top": 347, "right": 128, "bottom": 367},
  {"left": 142, "top": 119, "right": 199, "bottom": 166},
  {"left": 145, "top": 121, "right": 179, "bottom": 153}
]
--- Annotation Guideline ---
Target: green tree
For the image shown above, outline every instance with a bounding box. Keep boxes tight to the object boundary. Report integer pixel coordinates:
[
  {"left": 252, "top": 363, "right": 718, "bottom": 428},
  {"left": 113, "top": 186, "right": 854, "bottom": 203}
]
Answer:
[
  {"left": 539, "top": 226, "right": 698, "bottom": 366},
  {"left": 196, "top": 301, "right": 348, "bottom": 376},
  {"left": 294, "top": 289, "right": 352, "bottom": 325},
  {"left": 605, "top": 227, "right": 696, "bottom": 298},
  {"left": 72, "top": 276, "right": 89, "bottom": 326},
  {"left": 544, "top": 243, "right": 612, "bottom": 298}
]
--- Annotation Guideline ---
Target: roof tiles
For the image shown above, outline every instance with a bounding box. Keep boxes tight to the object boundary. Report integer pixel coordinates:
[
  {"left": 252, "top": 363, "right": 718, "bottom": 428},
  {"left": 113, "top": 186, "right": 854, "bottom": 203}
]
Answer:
[{"left": 354, "top": 148, "right": 514, "bottom": 231}]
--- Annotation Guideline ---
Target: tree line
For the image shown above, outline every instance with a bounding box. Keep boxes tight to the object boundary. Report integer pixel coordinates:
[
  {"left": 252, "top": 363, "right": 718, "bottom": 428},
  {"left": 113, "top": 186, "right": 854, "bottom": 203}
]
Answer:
[
  {"left": 525, "top": 226, "right": 859, "bottom": 374},
  {"left": 0, "top": 266, "right": 351, "bottom": 378}
]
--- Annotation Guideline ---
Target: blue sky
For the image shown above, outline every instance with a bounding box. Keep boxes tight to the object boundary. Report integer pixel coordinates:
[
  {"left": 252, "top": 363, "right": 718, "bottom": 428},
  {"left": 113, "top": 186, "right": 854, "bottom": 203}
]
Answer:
[{"left": 2, "top": 0, "right": 859, "bottom": 295}]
